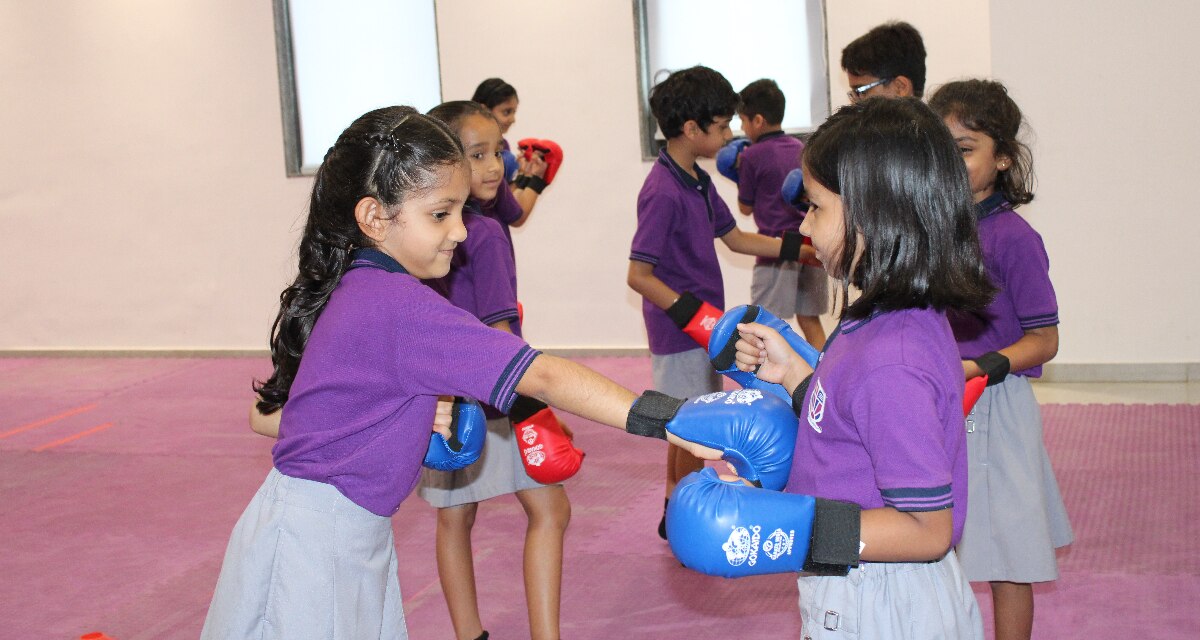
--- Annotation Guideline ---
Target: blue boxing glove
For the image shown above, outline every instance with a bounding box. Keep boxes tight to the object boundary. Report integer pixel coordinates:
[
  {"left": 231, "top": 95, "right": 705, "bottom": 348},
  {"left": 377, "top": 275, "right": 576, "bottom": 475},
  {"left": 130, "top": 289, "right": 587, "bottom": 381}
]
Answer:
[
  {"left": 781, "top": 168, "right": 805, "bottom": 209},
  {"left": 708, "top": 305, "right": 820, "bottom": 406},
  {"left": 423, "top": 398, "right": 486, "bottom": 471},
  {"left": 627, "top": 389, "right": 796, "bottom": 490},
  {"left": 715, "top": 138, "right": 750, "bottom": 183},
  {"left": 667, "top": 468, "right": 861, "bottom": 578},
  {"left": 501, "top": 147, "right": 519, "bottom": 184}
]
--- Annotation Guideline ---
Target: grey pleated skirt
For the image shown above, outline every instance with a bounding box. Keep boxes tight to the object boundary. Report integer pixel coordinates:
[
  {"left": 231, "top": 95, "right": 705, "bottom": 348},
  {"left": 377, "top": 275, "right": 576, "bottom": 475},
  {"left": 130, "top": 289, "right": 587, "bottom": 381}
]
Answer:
[
  {"left": 201, "top": 468, "right": 407, "bottom": 640},
  {"left": 956, "top": 374, "right": 1073, "bottom": 583},
  {"left": 418, "top": 415, "right": 549, "bottom": 508}
]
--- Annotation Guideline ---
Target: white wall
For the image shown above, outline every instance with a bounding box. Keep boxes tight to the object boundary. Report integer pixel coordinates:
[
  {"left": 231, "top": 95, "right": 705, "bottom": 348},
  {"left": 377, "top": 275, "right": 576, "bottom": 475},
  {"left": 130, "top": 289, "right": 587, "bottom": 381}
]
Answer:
[{"left": 1, "top": 0, "right": 1191, "bottom": 371}]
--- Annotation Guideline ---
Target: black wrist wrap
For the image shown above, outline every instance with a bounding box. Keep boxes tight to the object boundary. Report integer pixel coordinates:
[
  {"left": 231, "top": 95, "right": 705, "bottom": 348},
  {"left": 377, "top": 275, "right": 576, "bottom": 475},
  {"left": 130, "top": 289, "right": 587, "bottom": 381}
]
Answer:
[
  {"left": 526, "top": 175, "right": 548, "bottom": 194},
  {"left": 626, "top": 391, "right": 685, "bottom": 440},
  {"left": 802, "top": 498, "right": 862, "bottom": 575},
  {"left": 509, "top": 395, "right": 549, "bottom": 423},
  {"left": 973, "top": 351, "right": 1010, "bottom": 386},
  {"left": 665, "top": 291, "right": 702, "bottom": 329},
  {"left": 513, "top": 174, "right": 530, "bottom": 189},
  {"left": 791, "top": 374, "right": 813, "bottom": 418},
  {"left": 779, "top": 230, "right": 803, "bottom": 262},
  {"left": 709, "top": 305, "right": 759, "bottom": 371}
]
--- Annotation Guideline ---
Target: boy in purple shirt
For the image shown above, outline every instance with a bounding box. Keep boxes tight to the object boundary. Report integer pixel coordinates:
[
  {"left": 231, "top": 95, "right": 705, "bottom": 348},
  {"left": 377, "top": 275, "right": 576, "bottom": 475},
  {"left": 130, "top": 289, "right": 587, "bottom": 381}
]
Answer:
[
  {"left": 627, "top": 66, "right": 813, "bottom": 540},
  {"left": 734, "top": 79, "right": 829, "bottom": 349}
]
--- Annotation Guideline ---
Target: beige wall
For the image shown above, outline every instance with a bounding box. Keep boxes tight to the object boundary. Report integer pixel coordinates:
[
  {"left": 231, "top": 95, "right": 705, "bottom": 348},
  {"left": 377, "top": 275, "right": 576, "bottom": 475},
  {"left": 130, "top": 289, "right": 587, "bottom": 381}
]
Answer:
[{"left": 1, "top": 1, "right": 1193, "bottom": 372}]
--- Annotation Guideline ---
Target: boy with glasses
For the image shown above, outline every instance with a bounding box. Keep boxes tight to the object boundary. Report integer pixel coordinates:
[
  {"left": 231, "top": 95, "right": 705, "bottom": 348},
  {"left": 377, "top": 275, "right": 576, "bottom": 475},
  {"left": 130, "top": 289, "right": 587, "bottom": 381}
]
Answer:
[{"left": 841, "top": 21, "right": 927, "bottom": 101}]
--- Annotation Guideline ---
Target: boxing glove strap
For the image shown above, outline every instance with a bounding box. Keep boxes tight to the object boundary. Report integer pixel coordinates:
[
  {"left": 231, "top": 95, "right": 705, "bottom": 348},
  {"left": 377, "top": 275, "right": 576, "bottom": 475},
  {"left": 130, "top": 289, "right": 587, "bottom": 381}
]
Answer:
[
  {"left": 525, "top": 174, "right": 548, "bottom": 194},
  {"left": 791, "top": 374, "right": 813, "bottom": 418},
  {"left": 626, "top": 391, "right": 684, "bottom": 440},
  {"left": 444, "top": 398, "right": 467, "bottom": 452},
  {"left": 779, "top": 231, "right": 804, "bottom": 262},
  {"left": 972, "top": 351, "right": 1010, "bottom": 386},
  {"left": 801, "top": 498, "right": 862, "bottom": 576},
  {"left": 513, "top": 174, "right": 530, "bottom": 189},
  {"left": 509, "top": 395, "right": 550, "bottom": 423},
  {"left": 665, "top": 292, "right": 703, "bottom": 329},
  {"left": 710, "top": 305, "right": 759, "bottom": 371}
]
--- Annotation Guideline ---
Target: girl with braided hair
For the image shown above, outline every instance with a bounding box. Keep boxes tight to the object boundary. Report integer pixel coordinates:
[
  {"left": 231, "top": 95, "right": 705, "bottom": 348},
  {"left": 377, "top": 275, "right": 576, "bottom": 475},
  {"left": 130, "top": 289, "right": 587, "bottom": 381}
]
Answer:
[{"left": 200, "top": 106, "right": 718, "bottom": 639}]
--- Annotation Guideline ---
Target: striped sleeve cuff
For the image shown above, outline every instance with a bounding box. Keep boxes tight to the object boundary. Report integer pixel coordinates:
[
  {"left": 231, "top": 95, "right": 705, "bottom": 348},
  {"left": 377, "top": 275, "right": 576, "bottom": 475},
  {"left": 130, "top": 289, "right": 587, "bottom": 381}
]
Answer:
[
  {"left": 715, "top": 218, "right": 737, "bottom": 237},
  {"left": 630, "top": 251, "right": 659, "bottom": 265},
  {"left": 1019, "top": 312, "right": 1059, "bottom": 330},
  {"left": 489, "top": 345, "right": 541, "bottom": 413},
  {"left": 480, "top": 308, "right": 520, "bottom": 326},
  {"left": 880, "top": 484, "right": 954, "bottom": 512}
]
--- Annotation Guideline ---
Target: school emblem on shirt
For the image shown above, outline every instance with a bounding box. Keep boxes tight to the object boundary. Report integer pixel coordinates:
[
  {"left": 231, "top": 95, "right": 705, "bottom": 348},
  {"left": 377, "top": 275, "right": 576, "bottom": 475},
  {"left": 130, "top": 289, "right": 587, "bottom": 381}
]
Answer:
[{"left": 807, "top": 378, "right": 826, "bottom": 433}]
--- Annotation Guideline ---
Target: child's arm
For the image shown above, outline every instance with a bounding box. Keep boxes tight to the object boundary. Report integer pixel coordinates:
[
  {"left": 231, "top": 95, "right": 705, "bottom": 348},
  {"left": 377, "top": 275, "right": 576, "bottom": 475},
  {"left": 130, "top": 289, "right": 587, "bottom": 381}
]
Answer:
[
  {"left": 510, "top": 153, "right": 548, "bottom": 223},
  {"left": 962, "top": 326, "right": 1058, "bottom": 381},
  {"left": 249, "top": 402, "right": 281, "bottom": 438},
  {"left": 737, "top": 202, "right": 754, "bottom": 216},
  {"left": 720, "top": 227, "right": 817, "bottom": 263},
  {"left": 859, "top": 506, "right": 954, "bottom": 562},
  {"left": 626, "top": 260, "right": 682, "bottom": 310}
]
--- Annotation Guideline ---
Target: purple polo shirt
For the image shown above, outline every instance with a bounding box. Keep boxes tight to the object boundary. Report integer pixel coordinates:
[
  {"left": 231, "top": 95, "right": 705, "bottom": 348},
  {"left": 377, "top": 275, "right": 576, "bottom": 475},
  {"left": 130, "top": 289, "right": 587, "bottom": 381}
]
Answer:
[
  {"left": 737, "top": 131, "right": 805, "bottom": 266},
  {"left": 630, "top": 149, "right": 737, "bottom": 355},
  {"left": 789, "top": 308, "right": 969, "bottom": 545},
  {"left": 427, "top": 209, "right": 522, "bottom": 339},
  {"left": 949, "top": 194, "right": 1059, "bottom": 378},
  {"left": 475, "top": 184, "right": 523, "bottom": 253},
  {"left": 273, "top": 249, "right": 540, "bottom": 516}
]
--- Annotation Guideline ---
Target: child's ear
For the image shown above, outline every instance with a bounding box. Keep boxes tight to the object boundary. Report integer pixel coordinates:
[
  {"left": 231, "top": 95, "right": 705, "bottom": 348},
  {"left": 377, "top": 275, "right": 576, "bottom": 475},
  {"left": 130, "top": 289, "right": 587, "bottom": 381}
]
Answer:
[
  {"left": 996, "top": 155, "right": 1013, "bottom": 171},
  {"left": 752, "top": 114, "right": 766, "bottom": 129},
  {"left": 354, "top": 196, "right": 389, "bottom": 243},
  {"left": 682, "top": 119, "right": 701, "bottom": 139},
  {"left": 892, "top": 75, "right": 915, "bottom": 98}
]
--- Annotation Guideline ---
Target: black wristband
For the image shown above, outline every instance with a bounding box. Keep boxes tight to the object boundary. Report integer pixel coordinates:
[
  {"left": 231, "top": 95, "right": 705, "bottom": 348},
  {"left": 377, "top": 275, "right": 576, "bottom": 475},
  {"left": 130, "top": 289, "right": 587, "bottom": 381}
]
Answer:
[
  {"left": 665, "top": 291, "right": 702, "bottom": 330},
  {"left": 779, "top": 230, "right": 803, "bottom": 262},
  {"left": 508, "top": 395, "right": 549, "bottom": 423},
  {"left": 802, "top": 498, "right": 861, "bottom": 575},
  {"left": 709, "top": 305, "right": 759, "bottom": 371},
  {"left": 513, "top": 174, "right": 530, "bottom": 189},
  {"left": 525, "top": 175, "right": 548, "bottom": 194},
  {"left": 626, "top": 391, "right": 685, "bottom": 440},
  {"left": 445, "top": 397, "right": 466, "bottom": 452},
  {"left": 791, "top": 374, "right": 813, "bottom": 418},
  {"left": 973, "top": 351, "right": 1010, "bottom": 386}
]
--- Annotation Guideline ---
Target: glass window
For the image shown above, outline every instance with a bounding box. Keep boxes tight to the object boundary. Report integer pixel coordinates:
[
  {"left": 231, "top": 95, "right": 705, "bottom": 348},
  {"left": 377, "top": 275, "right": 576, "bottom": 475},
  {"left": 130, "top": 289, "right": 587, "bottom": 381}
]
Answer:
[
  {"left": 273, "top": 0, "right": 443, "bottom": 175},
  {"left": 634, "top": 0, "right": 830, "bottom": 159}
]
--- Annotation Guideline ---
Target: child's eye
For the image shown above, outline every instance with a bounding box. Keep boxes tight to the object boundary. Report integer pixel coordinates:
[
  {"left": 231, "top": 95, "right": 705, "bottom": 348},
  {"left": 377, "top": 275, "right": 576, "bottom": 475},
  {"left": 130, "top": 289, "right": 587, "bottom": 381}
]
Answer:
[
  {"left": 432, "top": 211, "right": 450, "bottom": 221},
  {"left": 959, "top": 147, "right": 971, "bottom": 155},
  {"left": 471, "top": 153, "right": 486, "bottom": 160}
]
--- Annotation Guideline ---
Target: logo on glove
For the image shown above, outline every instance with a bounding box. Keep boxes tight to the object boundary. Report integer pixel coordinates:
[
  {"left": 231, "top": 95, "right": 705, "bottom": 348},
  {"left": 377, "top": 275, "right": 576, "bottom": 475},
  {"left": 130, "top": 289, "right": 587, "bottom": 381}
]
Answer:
[
  {"left": 695, "top": 389, "right": 765, "bottom": 406},
  {"left": 722, "top": 524, "right": 795, "bottom": 567},
  {"left": 522, "top": 443, "right": 546, "bottom": 467},
  {"left": 520, "top": 425, "right": 539, "bottom": 446}
]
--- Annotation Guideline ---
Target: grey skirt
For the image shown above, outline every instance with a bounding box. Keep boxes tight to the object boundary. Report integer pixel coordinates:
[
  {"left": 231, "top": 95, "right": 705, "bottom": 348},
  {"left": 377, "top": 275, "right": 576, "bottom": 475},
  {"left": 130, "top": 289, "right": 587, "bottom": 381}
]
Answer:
[
  {"left": 418, "top": 415, "right": 549, "bottom": 508},
  {"left": 201, "top": 468, "right": 407, "bottom": 640},
  {"left": 956, "top": 374, "right": 1073, "bottom": 583}
]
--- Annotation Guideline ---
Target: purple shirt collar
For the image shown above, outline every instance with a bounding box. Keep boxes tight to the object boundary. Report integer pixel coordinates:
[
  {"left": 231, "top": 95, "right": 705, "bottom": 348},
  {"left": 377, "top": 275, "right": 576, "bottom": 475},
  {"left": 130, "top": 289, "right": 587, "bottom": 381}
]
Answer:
[
  {"left": 349, "top": 248, "right": 408, "bottom": 274},
  {"left": 975, "top": 192, "right": 1008, "bottom": 221}
]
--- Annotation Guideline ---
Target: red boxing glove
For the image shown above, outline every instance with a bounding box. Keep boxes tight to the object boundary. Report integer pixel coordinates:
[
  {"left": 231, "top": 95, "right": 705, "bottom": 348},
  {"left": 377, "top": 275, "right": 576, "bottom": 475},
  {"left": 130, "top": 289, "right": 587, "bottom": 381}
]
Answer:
[
  {"left": 532, "top": 139, "right": 563, "bottom": 185},
  {"left": 665, "top": 291, "right": 723, "bottom": 348},
  {"left": 510, "top": 396, "right": 584, "bottom": 484},
  {"left": 963, "top": 374, "right": 988, "bottom": 417},
  {"left": 517, "top": 138, "right": 539, "bottom": 162}
]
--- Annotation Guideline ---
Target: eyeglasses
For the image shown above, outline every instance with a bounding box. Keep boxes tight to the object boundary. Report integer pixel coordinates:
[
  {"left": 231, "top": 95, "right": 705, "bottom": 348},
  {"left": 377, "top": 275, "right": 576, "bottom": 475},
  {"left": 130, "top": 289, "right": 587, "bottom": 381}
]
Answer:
[{"left": 847, "top": 77, "right": 893, "bottom": 102}]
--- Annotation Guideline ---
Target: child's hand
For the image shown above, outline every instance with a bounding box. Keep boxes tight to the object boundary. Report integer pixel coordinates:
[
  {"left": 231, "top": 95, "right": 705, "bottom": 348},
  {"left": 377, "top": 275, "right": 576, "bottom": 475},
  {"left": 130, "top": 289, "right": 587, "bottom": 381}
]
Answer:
[
  {"left": 525, "top": 152, "right": 548, "bottom": 178},
  {"left": 432, "top": 395, "right": 454, "bottom": 440},
  {"left": 734, "top": 322, "right": 814, "bottom": 391},
  {"left": 666, "top": 432, "right": 724, "bottom": 461},
  {"left": 717, "top": 462, "right": 757, "bottom": 487}
]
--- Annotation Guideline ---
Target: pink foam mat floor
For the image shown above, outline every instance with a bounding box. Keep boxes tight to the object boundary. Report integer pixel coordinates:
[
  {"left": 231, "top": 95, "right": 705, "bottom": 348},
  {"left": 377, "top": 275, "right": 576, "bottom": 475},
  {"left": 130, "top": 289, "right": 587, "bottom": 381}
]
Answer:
[{"left": 1, "top": 357, "right": 1197, "bottom": 638}]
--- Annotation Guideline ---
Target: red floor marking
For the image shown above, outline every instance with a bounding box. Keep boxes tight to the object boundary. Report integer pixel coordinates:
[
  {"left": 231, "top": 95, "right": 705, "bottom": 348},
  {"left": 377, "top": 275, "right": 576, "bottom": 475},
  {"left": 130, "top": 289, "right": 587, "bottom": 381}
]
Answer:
[
  {"left": 33, "top": 422, "right": 114, "bottom": 452},
  {"left": 0, "top": 403, "right": 98, "bottom": 439}
]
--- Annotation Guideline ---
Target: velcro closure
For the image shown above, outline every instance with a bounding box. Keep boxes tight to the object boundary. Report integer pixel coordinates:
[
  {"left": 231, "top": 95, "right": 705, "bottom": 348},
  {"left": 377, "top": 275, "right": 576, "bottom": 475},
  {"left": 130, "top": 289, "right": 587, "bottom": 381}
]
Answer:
[
  {"left": 802, "top": 498, "right": 861, "bottom": 575},
  {"left": 710, "top": 305, "right": 759, "bottom": 371},
  {"left": 626, "top": 391, "right": 685, "bottom": 440}
]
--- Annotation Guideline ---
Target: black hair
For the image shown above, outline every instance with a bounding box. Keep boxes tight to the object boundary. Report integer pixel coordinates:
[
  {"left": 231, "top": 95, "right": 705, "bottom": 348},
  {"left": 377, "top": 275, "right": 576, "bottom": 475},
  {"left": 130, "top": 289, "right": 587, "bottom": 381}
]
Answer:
[
  {"left": 803, "top": 97, "right": 995, "bottom": 319},
  {"left": 928, "top": 79, "right": 1034, "bottom": 206},
  {"left": 428, "top": 100, "right": 498, "bottom": 136},
  {"left": 471, "top": 78, "right": 518, "bottom": 109},
  {"left": 254, "top": 106, "right": 465, "bottom": 414},
  {"left": 841, "top": 22, "right": 927, "bottom": 97},
  {"left": 738, "top": 79, "right": 786, "bottom": 125},
  {"left": 649, "top": 65, "right": 739, "bottom": 139}
]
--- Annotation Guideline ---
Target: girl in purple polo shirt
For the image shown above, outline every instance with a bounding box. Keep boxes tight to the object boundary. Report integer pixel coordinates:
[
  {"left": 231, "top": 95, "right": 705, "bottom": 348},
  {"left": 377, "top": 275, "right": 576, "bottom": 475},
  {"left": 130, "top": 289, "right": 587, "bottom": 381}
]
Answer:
[
  {"left": 418, "top": 100, "right": 574, "bottom": 640},
  {"left": 732, "top": 98, "right": 996, "bottom": 639},
  {"left": 471, "top": 77, "right": 546, "bottom": 230},
  {"left": 931, "top": 80, "right": 1073, "bottom": 640},
  {"left": 201, "top": 106, "right": 719, "bottom": 640}
]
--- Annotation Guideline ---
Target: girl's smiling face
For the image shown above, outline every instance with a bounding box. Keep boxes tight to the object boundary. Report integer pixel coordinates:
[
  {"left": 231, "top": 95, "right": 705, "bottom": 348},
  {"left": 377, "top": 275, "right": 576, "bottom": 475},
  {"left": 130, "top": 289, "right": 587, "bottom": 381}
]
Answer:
[
  {"left": 371, "top": 161, "right": 471, "bottom": 279},
  {"left": 457, "top": 114, "right": 505, "bottom": 201}
]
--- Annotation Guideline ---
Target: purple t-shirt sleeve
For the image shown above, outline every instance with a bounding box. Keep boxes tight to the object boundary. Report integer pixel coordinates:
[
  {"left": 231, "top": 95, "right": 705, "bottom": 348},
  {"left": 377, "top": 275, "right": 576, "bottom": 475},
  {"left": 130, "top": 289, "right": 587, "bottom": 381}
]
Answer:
[
  {"left": 399, "top": 286, "right": 538, "bottom": 412},
  {"left": 711, "top": 187, "right": 737, "bottom": 238},
  {"left": 737, "top": 154, "right": 758, "bottom": 206},
  {"left": 630, "top": 190, "right": 675, "bottom": 265},
  {"left": 1001, "top": 230, "right": 1059, "bottom": 330},
  {"left": 853, "top": 365, "right": 955, "bottom": 512},
  {"left": 490, "top": 184, "right": 523, "bottom": 226}
]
